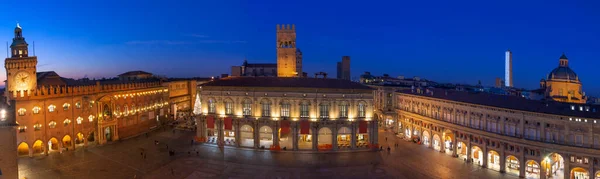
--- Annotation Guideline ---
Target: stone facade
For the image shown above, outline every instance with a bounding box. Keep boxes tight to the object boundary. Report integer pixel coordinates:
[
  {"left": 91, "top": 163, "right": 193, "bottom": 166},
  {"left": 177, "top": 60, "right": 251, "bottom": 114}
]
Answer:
[{"left": 394, "top": 90, "right": 600, "bottom": 179}]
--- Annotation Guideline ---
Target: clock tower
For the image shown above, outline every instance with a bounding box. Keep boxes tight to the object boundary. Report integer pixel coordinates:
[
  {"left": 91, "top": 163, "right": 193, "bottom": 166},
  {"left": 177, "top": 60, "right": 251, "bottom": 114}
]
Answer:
[{"left": 5, "top": 23, "right": 37, "bottom": 93}]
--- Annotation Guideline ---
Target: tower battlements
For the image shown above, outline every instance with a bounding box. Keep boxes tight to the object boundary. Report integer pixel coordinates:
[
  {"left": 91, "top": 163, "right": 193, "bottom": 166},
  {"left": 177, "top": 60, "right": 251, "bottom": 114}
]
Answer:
[
  {"left": 9, "top": 81, "right": 164, "bottom": 100},
  {"left": 276, "top": 24, "right": 295, "bottom": 32}
]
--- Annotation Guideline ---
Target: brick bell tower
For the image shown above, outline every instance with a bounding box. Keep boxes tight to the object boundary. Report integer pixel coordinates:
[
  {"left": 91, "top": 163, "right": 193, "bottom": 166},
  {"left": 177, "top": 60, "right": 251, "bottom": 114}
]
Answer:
[
  {"left": 5, "top": 23, "right": 38, "bottom": 93},
  {"left": 276, "top": 24, "right": 302, "bottom": 77}
]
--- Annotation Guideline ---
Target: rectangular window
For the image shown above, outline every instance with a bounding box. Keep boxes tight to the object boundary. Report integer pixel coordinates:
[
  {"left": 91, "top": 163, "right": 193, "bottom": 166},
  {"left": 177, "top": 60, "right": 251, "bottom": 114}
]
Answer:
[
  {"left": 243, "top": 103, "right": 252, "bottom": 116},
  {"left": 319, "top": 104, "right": 329, "bottom": 118},
  {"left": 262, "top": 103, "right": 271, "bottom": 117},
  {"left": 300, "top": 103, "right": 309, "bottom": 118},
  {"left": 280, "top": 104, "right": 290, "bottom": 117},
  {"left": 208, "top": 102, "right": 216, "bottom": 114},
  {"left": 358, "top": 103, "right": 366, "bottom": 118},
  {"left": 225, "top": 102, "right": 233, "bottom": 115},
  {"left": 339, "top": 104, "right": 348, "bottom": 118},
  {"left": 576, "top": 135, "right": 583, "bottom": 146}
]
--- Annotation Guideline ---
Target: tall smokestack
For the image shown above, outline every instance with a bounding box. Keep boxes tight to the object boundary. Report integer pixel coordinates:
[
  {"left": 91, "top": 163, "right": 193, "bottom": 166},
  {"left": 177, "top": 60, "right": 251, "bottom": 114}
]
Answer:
[{"left": 505, "top": 49, "right": 513, "bottom": 87}]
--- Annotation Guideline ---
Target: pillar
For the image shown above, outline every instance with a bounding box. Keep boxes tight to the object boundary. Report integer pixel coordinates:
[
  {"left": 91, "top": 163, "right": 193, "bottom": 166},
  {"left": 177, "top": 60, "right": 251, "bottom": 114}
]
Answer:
[
  {"left": 588, "top": 157, "right": 594, "bottom": 179},
  {"left": 273, "top": 123, "right": 279, "bottom": 148},
  {"left": 373, "top": 120, "right": 378, "bottom": 145},
  {"left": 499, "top": 142, "right": 506, "bottom": 173},
  {"left": 332, "top": 126, "right": 338, "bottom": 151},
  {"left": 351, "top": 122, "right": 357, "bottom": 149},
  {"left": 218, "top": 120, "right": 224, "bottom": 146},
  {"left": 482, "top": 145, "right": 488, "bottom": 168},
  {"left": 28, "top": 147, "right": 33, "bottom": 157},
  {"left": 452, "top": 132, "right": 458, "bottom": 157},
  {"left": 466, "top": 140, "right": 472, "bottom": 163},
  {"left": 254, "top": 123, "right": 260, "bottom": 148},
  {"left": 312, "top": 126, "right": 318, "bottom": 151},
  {"left": 292, "top": 123, "right": 298, "bottom": 151},
  {"left": 235, "top": 121, "right": 241, "bottom": 147},
  {"left": 519, "top": 153, "right": 526, "bottom": 178},
  {"left": 440, "top": 132, "right": 446, "bottom": 153},
  {"left": 540, "top": 162, "right": 546, "bottom": 179},
  {"left": 563, "top": 153, "right": 570, "bottom": 179}
]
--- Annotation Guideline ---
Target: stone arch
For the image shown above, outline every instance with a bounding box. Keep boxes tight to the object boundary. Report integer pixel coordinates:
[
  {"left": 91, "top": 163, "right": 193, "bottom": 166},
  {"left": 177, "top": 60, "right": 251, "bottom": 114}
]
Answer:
[
  {"left": 240, "top": 124, "right": 254, "bottom": 148},
  {"left": 258, "top": 125, "right": 273, "bottom": 148},
  {"left": 471, "top": 145, "right": 483, "bottom": 166},
  {"left": 317, "top": 127, "right": 332, "bottom": 147},
  {"left": 87, "top": 131, "right": 96, "bottom": 142},
  {"left": 570, "top": 167, "right": 589, "bottom": 179},
  {"left": 541, "top": 152, "right": 565, "bottom": 179},
  {"left": 337, "top": 126, "right": 351, "bottom": 149},
  {"left": 75, "top": 133, "right": 85, "bottom": 146},
  {"left": 506, "top": 155, "right": 520, "bottom": 176},
  {"left": 422, "top": 131, "right": 431, "bottom": 146},
  {"left": 595, "top": 171, "right": 600, "bottom": 179},
  {"left": 525, "top": 160, "right": 541, "bottom": 179},
  {"left": 442, "top": 129, "right": 454, "bottom": 154},
  {"left": 32, "top": 140, "right": 44, "bottom": 154},
  {"left": 48, "top": 137, "right": 59, "bottom": 151},
  {"left": 487, "top": 150, "right": 501, "bottom": 171},
  {"left": 17, "top": 142, "right": 29, "bottom": 156},
  {"left": 62, "top": 135, "right": 72, "bottom": 148},
  {"left": 432, "top": 134, "right": 441, "bottom": 151}
]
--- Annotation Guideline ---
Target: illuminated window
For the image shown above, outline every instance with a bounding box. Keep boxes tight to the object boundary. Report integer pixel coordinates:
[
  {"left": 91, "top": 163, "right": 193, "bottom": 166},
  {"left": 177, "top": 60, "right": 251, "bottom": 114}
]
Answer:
[
  {"left": 34, "top": 123, "right": 42, "bottom": 131},
  {"left": 280, "top": 103, "right": 290, "bottom": 117},
  {"left": 242, "top": 100, "right": 252, "bottom": 116},
  {"left": 262, "top": 102, "right": 271, "bottom": 117},
  {"left": 88, "top": 115, "right": 94, "bottom": 122},
  {"left": 18, "top": 108, "right": 26, "bottom": 116},
  {"left": 32, "top": 106, "right": 40, "bottom": 114},
  {"left": 18, "top": 126, "right": 26, "bottom": 133},
  {"left": 208, "top": 99, "right": 216, "bottom": 114},
  {"left": 49, "top": 121, "right": 57, "bottom": 128},
  {"left": 63, "top": 119, "right": 71, "bottom": 126},
  {"left": 76, "top": 117, "right": 83, "bottom": 124},
  {"left": 319, "top": 103, "right": 329, "bottom": 118},
  {"left": 115, "top": 106, "right": 120, "bottom": 116},
  {"left": 339, "top": 103, "right": 348, "bottom": 118},
  {"left": 124, "top": 105, "right": 129, "bottom": 116},
  {"left": 300, "top": 102, "right": 309, "bottom": 118},
  {"left": 75, "top": 101, "right": 81, "bottom": 109},
  {"left": 225, "top": 101, "right": 233, "bottom": 115},
  {"left": 48, "top": 105, "right": 56, "bottom": 112},
  {"left": 63, "top": 103, "right": 70, "bottom": 111},
  {"left": 132, "top": 104, "right": 136, "bottom": 114},
  {"left": 358, "top": 102, "right": 366, "bottom": 118}
]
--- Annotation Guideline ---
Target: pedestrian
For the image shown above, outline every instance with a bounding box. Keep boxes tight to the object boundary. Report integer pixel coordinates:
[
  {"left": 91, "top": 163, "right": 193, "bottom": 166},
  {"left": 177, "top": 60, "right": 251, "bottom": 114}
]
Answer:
[
  {"left": 387, "top": 146, "right": 391, "bottom": 153},
  {"left": 191, "top": 139, "right": 194, "bottom": 146},
  {"left": 379, "top": 146, "right": 383, "bottom": 151}
]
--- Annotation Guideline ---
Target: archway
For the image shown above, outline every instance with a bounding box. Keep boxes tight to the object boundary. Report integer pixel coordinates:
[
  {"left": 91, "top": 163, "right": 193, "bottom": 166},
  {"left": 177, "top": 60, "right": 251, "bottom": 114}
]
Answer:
[
  {"left": 104, "top": 127, "right": 113, "bottom": 142},
  {"left": 525, "top": 160, "right": 541, "bottom": 179},
  {"left": 62, "top": 135, "right": 72, "bottom": 149},
  {"left": 317, "top": 127, "right": 332, "bottom": 151},
  {"left": 595, "top": 171, "right": 600, "bottom": 179},
  {"left": 337, "top": 127, "right": 351, "bottom": 150},
  {"left": 240, "top": 125, "right": 254, "bottom": 148},
  {"left": 457, "top": 142, "right": 468, "bottom": 160},
  {"left": 258, "top": 126, "right": 273, "bottom": 149},
  {"left": 32, "top": 140, "right": 44, "bottom": 155},
  {"left": 542, "top": 153, "right": 565, "bottom": 179},
  {"left": 48, "top": 138, "right": 59, "bottom": 152},
  {"left": 87, "top": 131, "right": 95, "bottom": 143},
  {"left": 570, "top": 167, "right": 589, "bottom": 179},
  {"left": 506, "top": 155, "right": 520, "bottom": 176},
  {"left": 471, "top": 146, "right": 483, "bottom": 166},
  {"left": 487, "top": 150, "right": 501, "bottom": 171},
  {"left": 422, "top": 131, "right": 430, "bottom": 146},
  {"left": 298, "top": 128, "right": 312, "bottom": 150},
  {"left": 443, "top": 131, "right": 454, "bottom": 155},
  {"left": 432, "top": 134, "right": 441, "bottom": 151},
  {"left": 405, "top": 128, "right": 412, "bottom": 138},
  {"left": 75, "top": 133, "right": 85, "bottom": 147},
  {"left": 223, "top": 123, "right": 235, "bottom": 146},
  {"left": 17, "top": 142, "right": 29, "bottom": 156}
]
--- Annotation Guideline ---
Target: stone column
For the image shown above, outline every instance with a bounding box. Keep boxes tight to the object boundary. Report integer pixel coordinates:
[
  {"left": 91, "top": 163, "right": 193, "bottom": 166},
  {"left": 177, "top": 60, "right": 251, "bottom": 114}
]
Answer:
[
  {"left": 218, "top": 120, "right": 224, "bottom": 146},
  {"left": 312, "top": 126, "right": 318, "bottom": 151},
  {"left": 292, "top": 123, "right": 298, "bottom": 151},
  {"left": 519, "top": 152, "right": 526, "bottom": 178},
  {"left": 466, "top": 140, "right": 472, "bottom": 163},
  {"left": 373, "top": 120, "right": 378, "bottom": 145},
  {"left": 235, "top": 121, "right": 241, "bottom": 147},
  {"left": 440, "top": 132, "right": 446, "bottom": 153},
  {"left": 482, "top": 144, "right": 488, "bottom": 168},
  {"left": 588, "top": 157, "right": 594, "bottom": 179},
  {"left": 351, "top": 122, "right": 357, "bottom": 149},
  {"left": 332, "top": 125, "right": 338, "bottom": 151},
  {"left": 254, "top": 122, "right": 260, "bottom": 148},
  {"left": 499, "top": 142, "right": 506, "bottom": 173},
  {"left": 563, "top": 153, "right": 570, "bottom": 179},
  {"left": 273, "top": 122, "right": 280, "bottom": 148},
  {"left": 539, "top": 161, "right": 546, "bottom": 179},
  {"left": 452, "top": 133, "right": 458, "bottom": 157}
]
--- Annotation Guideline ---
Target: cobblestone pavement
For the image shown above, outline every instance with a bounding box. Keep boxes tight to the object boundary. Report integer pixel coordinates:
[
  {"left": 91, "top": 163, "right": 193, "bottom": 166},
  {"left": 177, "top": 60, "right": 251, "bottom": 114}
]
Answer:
[{"left": 18, "top": 127, "right": 519, "bottom": 179}]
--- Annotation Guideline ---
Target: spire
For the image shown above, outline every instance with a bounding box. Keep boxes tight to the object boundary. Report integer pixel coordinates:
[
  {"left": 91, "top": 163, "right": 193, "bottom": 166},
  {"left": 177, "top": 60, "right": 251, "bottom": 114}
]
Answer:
[
  {"left": 559, "top": 53, "right": 568, "bottom": 60},
  {"left": 559, "top": 53, "right": 569, "bottom": 67}
]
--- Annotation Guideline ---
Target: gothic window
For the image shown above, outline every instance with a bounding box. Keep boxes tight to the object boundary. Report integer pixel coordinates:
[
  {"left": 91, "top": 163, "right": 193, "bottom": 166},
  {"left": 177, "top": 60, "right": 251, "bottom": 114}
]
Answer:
[
  {"left": 124, "top": 105, "right": 129, "bottom": 116},
  {"left": 63, "top": 119, "right": 71, "bottom": 126},
  {"left": 49, "top": 121, "right": 57, "bottom": 128},
  {"left": 48, "top": 105, "right": 56, "bottom": 112},
  {"left": 32, "top": 106, "right": 40, "bottom": 114},
  {"left": 75, "top": 101, "right": 81, "bottom": 109},
  {"left": 115, "top": 106, "right": 121, "bottom": 117},
  {"left": 242, "top": 99, "right": 252, "bottom": 116},
  {"left": 18, "top": 108, "right": 26, "bottom": 116},
  {"left": 319, "top": 103, "right": 329, "bottom": 119},
  {"left": 280, "top": 102, "right": 290, "bottom": 117},
  {"left": 88, "top": 115, "right": 94, "bottom": 122},
  {"left": 63, "top": 103, "right": 70, "bottom": 111},
  {"left": 131, "top": 104, "right": 136, "bottom": 114},
  {"left": 18, "top": 126, "right": 26, "bottom": 133},
  {"left": 34, "top": 123, "right": 42, "bottom": 131}
]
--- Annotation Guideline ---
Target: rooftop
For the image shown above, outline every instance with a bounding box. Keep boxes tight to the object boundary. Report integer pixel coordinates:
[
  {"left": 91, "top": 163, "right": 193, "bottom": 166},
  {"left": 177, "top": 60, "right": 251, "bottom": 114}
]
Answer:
[
  {"left": 36, "top": 71, "right": 161, "bottom": 87},
  {"left": 398, "top": 88, "right": 599, "bottom": 119},
  {"left": 202, "top": 77, "right": 373, "bottom": 90}
]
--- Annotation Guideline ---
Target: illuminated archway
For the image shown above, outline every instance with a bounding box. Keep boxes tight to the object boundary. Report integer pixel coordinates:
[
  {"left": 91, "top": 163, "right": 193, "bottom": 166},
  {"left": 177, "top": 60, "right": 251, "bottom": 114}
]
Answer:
[
  {"left": 62, "top": 135, "right": 72, "bottom": 148},
  {"left": 541, "top": 153, "right": 565, "bottom": 179},
  {"left": 240, "top": 125, "right": 254, "bottom": 148},
  {"left": 32, "top": 140, "right": 44, "bottom": 154},
  {"left": 17, "top": 142, "right": 29, "bottom": 156},
  {"left": 570, "top": 167, "right": 589, "bottom": 179},
  {"left": 487, "top": 150, "right": 500, "bottom": 171},
  {"left": 48, "top": 138, "right": 59, "bottom": 151},
  {"left": 337, "top": 127, "right": 351, "bottom": 150},
  {"left": 432, "top": 134, "right": 441, "bottom": 151},
  {"left": 317, "top": 127, "right": 332, "bottom": 150},
  {"left": 525, "top": 160, "right": 541, "bottom": 179},
  {"left": 471, "top": 146, "right": 483, "bottom": 166},
  {"left": 506, "top": 155, "right": 520, "bottom": 176},
  {"left": 75, "top": 133, "right": 85, "bottom": 146},
  {"left": 594, "top": 171, "right": 600, "bottom": 179},
  {"left": 443, "top": 130, "right": 454, "bottom": 155},
  {"left": 298, "top": 128, "right": 313, "bottom": 150},
  {"left": 422, "top": 131, "right": 430, "bottom": 146},
  {"left": 457, "top": 142, "right": 468, "bottom": 160},
  {"left": 258, "top": 126, "right": 273, "bottom": 148}
]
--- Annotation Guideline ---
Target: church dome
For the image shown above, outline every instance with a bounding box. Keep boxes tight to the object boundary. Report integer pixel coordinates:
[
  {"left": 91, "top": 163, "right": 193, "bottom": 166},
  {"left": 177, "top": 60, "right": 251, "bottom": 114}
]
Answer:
[{"left": 547, "top": 53, "right": 579, "bottom": 82}]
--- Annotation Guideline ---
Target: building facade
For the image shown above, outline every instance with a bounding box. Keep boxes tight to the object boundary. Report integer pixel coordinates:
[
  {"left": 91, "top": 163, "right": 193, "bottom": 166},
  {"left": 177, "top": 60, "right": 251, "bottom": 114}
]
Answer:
[
  {"left": 195, "top": 77, "right": 377, "bottom": 151},
  {"left": 395, "top": 88, "right": 600, "bottom": 179},
  {"left": 6, "top": 25, "right": 170, "bottom": 157},
  {"left": 276, "top": 24, "right": 302, "bottom": 77}
]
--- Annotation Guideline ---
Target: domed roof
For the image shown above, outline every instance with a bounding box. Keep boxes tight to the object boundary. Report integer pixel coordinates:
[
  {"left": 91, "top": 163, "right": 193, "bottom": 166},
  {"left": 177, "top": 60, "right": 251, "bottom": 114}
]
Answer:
[{"left": 547, "top": 66, "right": 578, "bottom": 81}]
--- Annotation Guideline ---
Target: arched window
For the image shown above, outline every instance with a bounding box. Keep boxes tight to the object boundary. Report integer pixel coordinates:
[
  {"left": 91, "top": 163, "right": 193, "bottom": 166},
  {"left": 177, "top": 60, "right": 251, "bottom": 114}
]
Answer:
[
  {"left": 75, "top": 101, "right": 82, "bottom": 109},
  {"left": 280, "top": 101, "right": 290, "bottom": 117},
  {"left": 300, "top": 101, "right": 310, "bottom": 118},
  {"left": 32, "top": 106, "right": 41, "bottom": 114},
  {"left": 63, "top": 103, "right": 70, "bottom": 111},
  {"left": 48, "top": 105, "right": 56, "bottom": 112},
  {"left": 131, "top": 104, "right": 136, "bottom": 114},
  {"left": 124, "top": 105, "right": 129, "bottom": 116},
  {"left": 18, "top": 108, "right": 26, "bottom": 116},
  {"left": 339, "top": 101, "right": 349, "bottom": 118},
  {"left": 319, "top": 103, "right": 330, "bottom": 119},
  {"left": 33, "top": 123, "right": 42, "bottom": 131},
  {"left": 63, "top": 119, "right": 71, "bottom": 126},
  {"left": 261, "top": 100, "right": 271, "bottom": 117},
  {"left": 76, "top": 117, "right": 83, "bottom": 124},
  {"left": 115, "top": 106, "right": 121, "bottom": 117},
  {"left": 49, "top": 121, "right": 57, "bottom": 128},
  {"left": 242, "top": 99, "right": 252, "bottom": 116}
]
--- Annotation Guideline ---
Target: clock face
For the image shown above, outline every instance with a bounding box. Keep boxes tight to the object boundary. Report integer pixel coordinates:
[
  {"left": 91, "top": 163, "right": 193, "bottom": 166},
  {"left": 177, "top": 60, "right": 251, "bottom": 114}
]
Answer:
[{"left": 14, "top": 71, "right": 30, "bottom": 88}]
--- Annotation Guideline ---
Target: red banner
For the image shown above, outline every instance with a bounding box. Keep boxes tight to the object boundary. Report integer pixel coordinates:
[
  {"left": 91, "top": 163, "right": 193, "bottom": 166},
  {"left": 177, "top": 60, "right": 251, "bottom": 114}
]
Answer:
[
  {"left": 300, "top": 120, "right": 310, "bottom": 134},
  {"left": 224, "top": 117, "right": 232, "bottom": 130},
  {"left": 359, "top": 121, "right": 367, "bottom": 133},
  {"left": 207, "top": 116, "right": 214, "bottom": 129},
  {"left": 280, "top": 120, "right": 290, "bottom": 135}
]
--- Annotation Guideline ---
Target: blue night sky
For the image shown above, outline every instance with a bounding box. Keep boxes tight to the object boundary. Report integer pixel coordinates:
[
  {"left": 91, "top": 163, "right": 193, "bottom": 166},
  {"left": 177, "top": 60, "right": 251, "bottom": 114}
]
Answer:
[{"left": 1, "top": 0, "right": 599, "bottom": 96}]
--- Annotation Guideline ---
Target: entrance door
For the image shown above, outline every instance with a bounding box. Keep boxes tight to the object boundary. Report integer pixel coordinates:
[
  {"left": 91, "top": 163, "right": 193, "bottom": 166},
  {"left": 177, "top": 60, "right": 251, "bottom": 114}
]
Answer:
[{"left": 105, "top": 127, "right": 112, "bottom": 142}]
